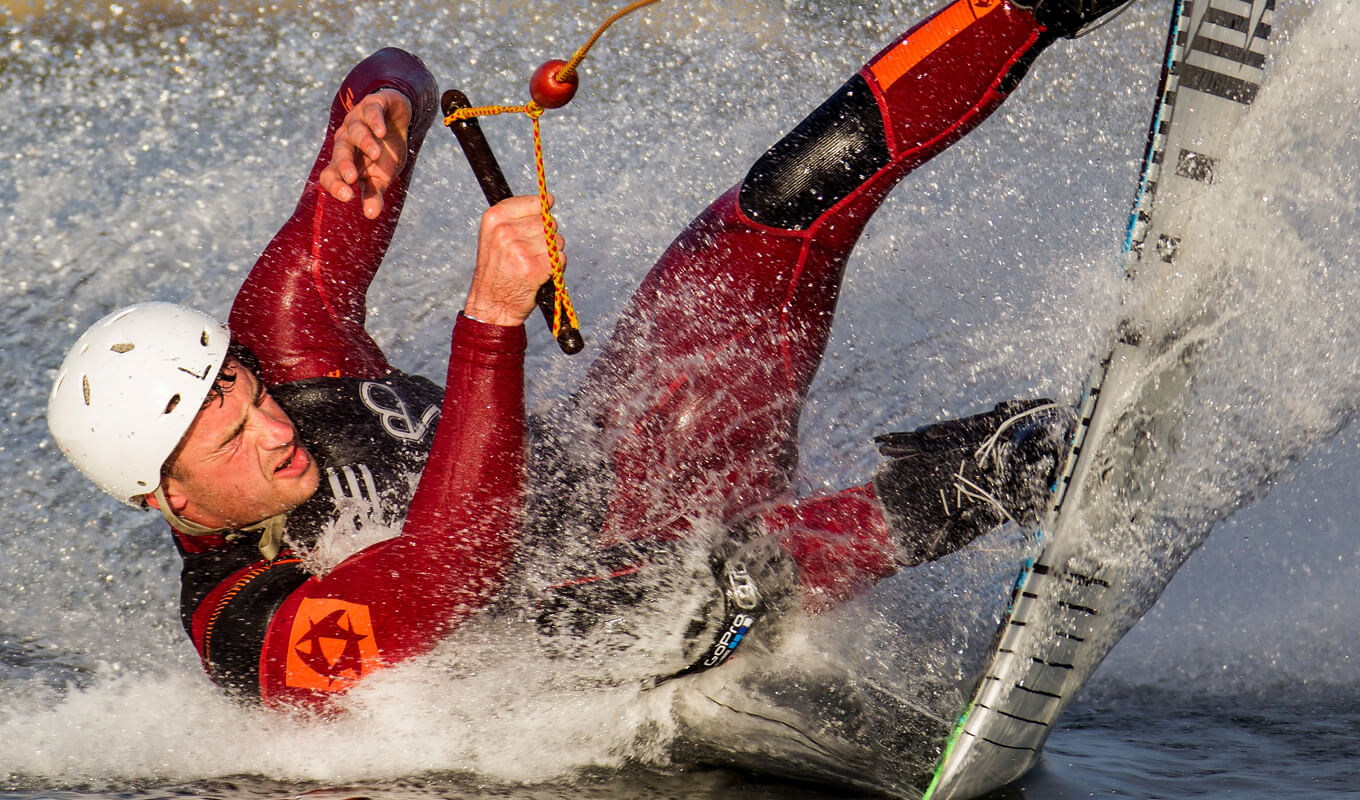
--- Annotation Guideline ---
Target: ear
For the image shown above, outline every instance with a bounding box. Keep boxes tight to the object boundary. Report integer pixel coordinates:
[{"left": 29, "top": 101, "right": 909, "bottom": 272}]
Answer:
[{"left": 144, "top": 481, "right": 190, "bottom": 515}]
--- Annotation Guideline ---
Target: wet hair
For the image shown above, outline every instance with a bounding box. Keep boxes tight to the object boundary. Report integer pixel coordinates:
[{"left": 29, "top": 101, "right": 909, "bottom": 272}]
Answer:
[{"left": 200, "top": 340, "right": 259, "bottom": 408}]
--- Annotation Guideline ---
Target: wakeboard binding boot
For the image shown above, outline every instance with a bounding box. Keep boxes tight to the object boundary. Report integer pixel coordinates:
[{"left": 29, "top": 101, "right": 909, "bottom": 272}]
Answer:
[
  {"left": 1013, "top": 0, "right": 1140, "bottom": 39},
  {"left": 872, "top": 399, "right": 1075, "bottom": 566}
]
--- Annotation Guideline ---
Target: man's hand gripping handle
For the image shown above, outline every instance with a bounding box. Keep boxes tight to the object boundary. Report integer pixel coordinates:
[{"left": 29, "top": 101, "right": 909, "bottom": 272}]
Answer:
[{"left": 442, "top": 89, "right": 585, "bottom": 355}]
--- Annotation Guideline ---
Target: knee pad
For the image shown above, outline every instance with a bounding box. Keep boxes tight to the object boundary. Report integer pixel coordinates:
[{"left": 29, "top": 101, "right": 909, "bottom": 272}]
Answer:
[{"left": 738, "top": 74, "right": 891, "bottom": 231}]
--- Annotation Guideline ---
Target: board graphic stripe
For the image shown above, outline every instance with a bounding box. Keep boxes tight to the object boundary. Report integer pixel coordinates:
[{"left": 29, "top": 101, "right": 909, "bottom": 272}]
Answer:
[
  {"left": 1177, "top": 63, "right": 1259, "bottom": 104},
  {"left": 983, "top": 705, "right": 1048, "bottom": 726},
  {"left": 1191, "top": 34, "right": 1267, "bottom": 68},
  {"left": 978, "top": 736, "right": 1039, "bottom": 752},
  {"left": 1064, "top": 572, "right": 1111, "bottom": 587},
  {"left": 1203, "top": 6, "right": 1269, "bottom": 38},
  {"left": 1031, "top": 657, "right": 1075, "bottom": 670}
]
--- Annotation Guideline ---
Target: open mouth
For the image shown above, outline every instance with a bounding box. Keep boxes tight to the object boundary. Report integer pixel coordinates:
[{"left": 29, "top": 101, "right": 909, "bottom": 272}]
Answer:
[{"left": 275, "top": 442, "right": 308, "bottom": 477}]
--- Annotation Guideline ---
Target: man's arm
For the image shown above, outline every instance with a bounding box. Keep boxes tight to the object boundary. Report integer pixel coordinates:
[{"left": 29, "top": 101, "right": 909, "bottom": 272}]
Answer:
[
  {"left": 245, "top": 314, "right": 527, "bottom": 706},
  {"left": 201, "top": 49, "right": 558, "bottom": 708},
  {"left": 228, "top": 48, "right": 440, "bottom": 385},
  {"left": 244, "top": 192, "right": 557, "bottom": 705},
  {"left": 177, "top": 314, "right": 529, "bottom": 704}
]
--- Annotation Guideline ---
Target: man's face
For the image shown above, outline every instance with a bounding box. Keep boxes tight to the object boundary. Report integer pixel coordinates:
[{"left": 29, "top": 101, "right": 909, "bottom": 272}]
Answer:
[{"left": 162, "top": 358, "right": 319, "bottom": 529}]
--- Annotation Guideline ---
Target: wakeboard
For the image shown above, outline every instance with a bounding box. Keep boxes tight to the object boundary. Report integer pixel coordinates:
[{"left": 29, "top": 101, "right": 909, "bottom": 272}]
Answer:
[{"left": 923, "top": 0, "right": 1278, "bottom": 797}]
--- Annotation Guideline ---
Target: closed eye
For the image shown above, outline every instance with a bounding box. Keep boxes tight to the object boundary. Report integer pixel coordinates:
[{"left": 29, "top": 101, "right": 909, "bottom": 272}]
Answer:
[{"left": 211, "top": 372, "right": 266, "bottom": 452}]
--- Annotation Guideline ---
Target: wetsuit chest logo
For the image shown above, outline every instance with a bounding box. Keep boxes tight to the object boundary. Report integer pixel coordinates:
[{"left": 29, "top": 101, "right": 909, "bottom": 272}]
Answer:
[
  {"left": 359, "top": 381, "right": 439, "bottom": 442},
  {"left": 283, "top": 598, "right": 381, "bottom": 692}
]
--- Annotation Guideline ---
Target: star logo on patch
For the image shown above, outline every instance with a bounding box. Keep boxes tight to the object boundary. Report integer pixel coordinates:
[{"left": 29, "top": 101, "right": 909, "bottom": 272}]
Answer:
[
  {"left": 294, "top": 609, "right": 369, "bottom": 681},
  {"left": 284, "top": 598, "right": 381, "bottom": 691}
]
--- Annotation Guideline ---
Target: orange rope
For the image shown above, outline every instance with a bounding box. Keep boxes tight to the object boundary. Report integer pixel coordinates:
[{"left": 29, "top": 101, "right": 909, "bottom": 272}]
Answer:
[
  {"left": 527, "top": 107, "right": 580, "bottom": 335},
  {"left": 441, "top": 0, "right": 661, "bottom": 339},
  {"left": 555, "top": 0, "right": 662, "bottom": 82}
]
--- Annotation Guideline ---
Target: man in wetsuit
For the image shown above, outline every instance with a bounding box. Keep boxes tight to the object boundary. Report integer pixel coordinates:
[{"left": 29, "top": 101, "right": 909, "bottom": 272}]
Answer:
[{"left": 48, "top": 0, "right": 1131, "bottom": 708}]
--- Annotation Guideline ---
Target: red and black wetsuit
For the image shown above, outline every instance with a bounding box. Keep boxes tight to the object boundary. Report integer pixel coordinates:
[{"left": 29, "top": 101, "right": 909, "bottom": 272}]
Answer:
[
  {"left": 176, "top": 47, "right": 528, "bottom": 707},
  {"left": 176, "top": 0, "right": 1059, "bottom": 708},
  {"left": 573, "top": 0, "right": 1054, "bottom": 605}
]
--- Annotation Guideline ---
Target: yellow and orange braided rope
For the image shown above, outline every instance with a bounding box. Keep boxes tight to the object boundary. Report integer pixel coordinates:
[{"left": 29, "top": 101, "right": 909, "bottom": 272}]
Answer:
[
  {"left": 441, "top": 0, "right": 662, "bottom": 340},
  {"left": 444, "top": 100, "right": 579, "bottom": 338},
  {"left": 554, "top": 0, "right": 662, "bottom": 84}
]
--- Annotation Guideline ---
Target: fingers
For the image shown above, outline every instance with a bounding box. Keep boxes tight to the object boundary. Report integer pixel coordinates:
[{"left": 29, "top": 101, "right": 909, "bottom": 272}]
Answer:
[
  {"left": 359, "top": 99, "right": 389, "bottom": 154},
  {"left": 317, "top": 140, "right": 359, "bottom": 202},
  {"left": 464, "top": 196, "right": 567, "bottom": 327},
  {"left": 318, "top": 89, "right": 412, "bottom": 219},
  {"left": 340, "top": 102, "right": 387, "bottom": 172},
  {"left": 361, "top": 180, "right": 384, "bottom": 222},
  {"left": 319, "top": 109, "right": 382, "bottom": 196}
]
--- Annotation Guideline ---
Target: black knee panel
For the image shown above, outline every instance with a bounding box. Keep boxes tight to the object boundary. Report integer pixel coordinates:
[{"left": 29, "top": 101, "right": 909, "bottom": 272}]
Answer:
[{"left": 738, "top": 74, "right": 891, "bottom": 231}]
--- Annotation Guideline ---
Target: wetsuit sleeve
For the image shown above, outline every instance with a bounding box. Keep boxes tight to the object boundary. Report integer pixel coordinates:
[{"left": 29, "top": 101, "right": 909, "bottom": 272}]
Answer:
[
  {"left": 228, "top": 47, "right": 441, "bottom": 384},
  {"left": 257, "top": 315, "right": 528, "bottom": 707}
]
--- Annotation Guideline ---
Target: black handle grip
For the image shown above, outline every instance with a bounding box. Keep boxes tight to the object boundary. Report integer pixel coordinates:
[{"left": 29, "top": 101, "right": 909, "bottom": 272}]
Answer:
[{"left": 441, "top": 89, "right": 584, "bottom": 355}]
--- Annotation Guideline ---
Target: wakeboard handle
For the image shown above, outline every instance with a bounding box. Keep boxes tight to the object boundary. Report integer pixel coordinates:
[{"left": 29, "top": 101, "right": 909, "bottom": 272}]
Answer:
[{"left": 441, "top": 88, "right": 585, "bottom": 355}]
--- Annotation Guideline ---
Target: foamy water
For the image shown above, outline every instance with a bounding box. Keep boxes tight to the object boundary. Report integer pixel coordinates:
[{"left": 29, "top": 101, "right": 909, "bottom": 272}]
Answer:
[{"left": 1, "top": 0, "right": 1355, "bottom": 796}]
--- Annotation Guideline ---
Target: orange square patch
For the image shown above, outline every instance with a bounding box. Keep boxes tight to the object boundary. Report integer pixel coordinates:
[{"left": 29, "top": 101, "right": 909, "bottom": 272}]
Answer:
[{"left": 284, "top": 598, "right": 382, "bottom": 692}]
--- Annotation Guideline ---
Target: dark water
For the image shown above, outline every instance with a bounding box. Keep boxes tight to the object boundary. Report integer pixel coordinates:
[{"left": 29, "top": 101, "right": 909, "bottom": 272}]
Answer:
[
  {"left": 2, "top": 0, "right": 1356, "bottom": 797},
  {"left": 1025, "top": 688, "right": 1360, "bottom": 798}
]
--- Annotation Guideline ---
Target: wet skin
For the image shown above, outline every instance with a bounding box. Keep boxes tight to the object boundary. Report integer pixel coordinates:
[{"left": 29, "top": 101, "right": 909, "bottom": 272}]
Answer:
[{"left": 152, "top": 357, "right": 320, "bottom": 529}]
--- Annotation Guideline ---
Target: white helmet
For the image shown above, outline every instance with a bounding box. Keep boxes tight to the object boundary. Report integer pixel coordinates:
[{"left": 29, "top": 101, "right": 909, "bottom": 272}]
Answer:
[{"left": 48, "top": 303, "right": 231, "bottom": 505}]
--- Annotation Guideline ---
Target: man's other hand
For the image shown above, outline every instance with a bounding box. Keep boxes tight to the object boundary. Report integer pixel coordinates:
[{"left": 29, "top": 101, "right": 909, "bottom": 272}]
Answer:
[
  {"left": 319, "top": 88, "right": 412, "bottom": 220},
  {"left": 465, "top": 195, "right": 563, "bottom": 327}
]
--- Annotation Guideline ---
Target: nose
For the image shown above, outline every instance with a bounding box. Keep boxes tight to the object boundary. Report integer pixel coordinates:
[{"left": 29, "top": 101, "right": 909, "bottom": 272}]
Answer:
[{"left": 254, "top": 405, "right": 296, "bottom": 451}]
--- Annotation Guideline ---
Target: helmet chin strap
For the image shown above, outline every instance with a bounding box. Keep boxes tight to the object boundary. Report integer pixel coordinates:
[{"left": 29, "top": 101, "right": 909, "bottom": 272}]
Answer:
[{"left": 152, "top": 486, "right": 289, "bottom": 561}]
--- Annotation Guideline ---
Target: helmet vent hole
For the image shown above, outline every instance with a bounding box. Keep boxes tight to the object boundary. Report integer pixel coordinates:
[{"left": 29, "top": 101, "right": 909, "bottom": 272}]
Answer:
[
  {"left": 164, "top": 394, "right": 181, "bottom": 415},
  {"left": 110, "top": 342, "right": 134, "bottom": 354},
  {"left": 82, "top": 376, "right": 91, "bottom": 406},
  {"left": 200, "top": 330, "right": 210, "bottom": 347}
]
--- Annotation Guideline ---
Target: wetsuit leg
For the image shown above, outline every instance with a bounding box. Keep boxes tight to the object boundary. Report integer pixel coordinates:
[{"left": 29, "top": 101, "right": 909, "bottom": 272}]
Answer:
[
  {"left": 728, "top": 398, "right": 1071, "bottom": 612},
  {"left": 579, "top": 0, "right": 1055, "bottom": 547},
  {"left": 749, "top": 485, "right": 900, "bottom": 611}
]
